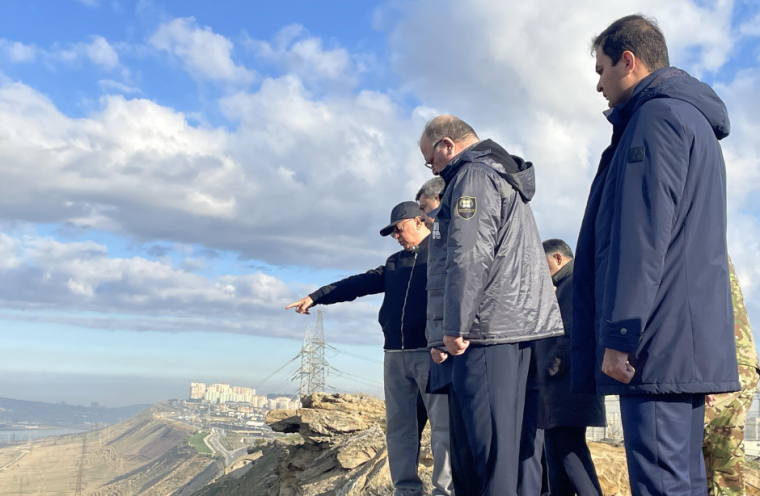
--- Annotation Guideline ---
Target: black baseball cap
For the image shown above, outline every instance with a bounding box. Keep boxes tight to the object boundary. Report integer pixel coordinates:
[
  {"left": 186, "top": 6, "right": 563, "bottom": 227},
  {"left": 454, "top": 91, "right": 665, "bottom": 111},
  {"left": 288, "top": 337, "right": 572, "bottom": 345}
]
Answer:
[{"left": 379, "top": 201, "right": 422, "bottom": 237}]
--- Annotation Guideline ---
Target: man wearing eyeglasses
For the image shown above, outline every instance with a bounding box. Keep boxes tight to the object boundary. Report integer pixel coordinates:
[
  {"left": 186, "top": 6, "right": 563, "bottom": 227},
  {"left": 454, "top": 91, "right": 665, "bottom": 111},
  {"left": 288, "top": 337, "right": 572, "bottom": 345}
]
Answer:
[
  {"left": 285, "top": 201, "right": 453, "bottom": 496},
  {"left": 420, "top": 115, "right": 563, "bottom": 496}
]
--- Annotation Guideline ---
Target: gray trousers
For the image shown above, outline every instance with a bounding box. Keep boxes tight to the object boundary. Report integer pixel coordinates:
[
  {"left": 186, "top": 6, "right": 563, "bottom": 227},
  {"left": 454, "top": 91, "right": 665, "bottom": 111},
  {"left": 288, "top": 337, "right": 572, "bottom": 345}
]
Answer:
[{"left": 384, "top": 349, "right": 454, "bottom": 496}]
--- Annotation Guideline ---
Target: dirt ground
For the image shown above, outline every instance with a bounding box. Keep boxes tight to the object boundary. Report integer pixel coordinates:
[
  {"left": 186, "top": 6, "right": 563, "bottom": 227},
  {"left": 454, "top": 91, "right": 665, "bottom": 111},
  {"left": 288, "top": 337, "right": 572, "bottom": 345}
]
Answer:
[{"left": 0, "top": 410, "right": 220, "bottom": 496}]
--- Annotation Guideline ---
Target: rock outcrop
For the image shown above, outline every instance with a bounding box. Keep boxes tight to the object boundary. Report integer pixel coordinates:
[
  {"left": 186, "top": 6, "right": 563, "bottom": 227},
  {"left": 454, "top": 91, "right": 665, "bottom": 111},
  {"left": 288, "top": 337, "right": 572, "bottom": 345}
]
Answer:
[
  {"left": 264, "top": 393, "right": 422, "bottom": 496},
  {"left": 191, "top": 393, "right": 432, "bottom": 496},
  {"left": 192, "top": 393, "right": 760, "bottom": 496}
]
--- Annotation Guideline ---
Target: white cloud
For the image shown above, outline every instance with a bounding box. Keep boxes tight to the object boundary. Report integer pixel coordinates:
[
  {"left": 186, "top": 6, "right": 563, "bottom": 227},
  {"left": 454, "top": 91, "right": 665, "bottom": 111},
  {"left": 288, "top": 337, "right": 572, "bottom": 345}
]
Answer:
[
  {"left": 0, "top": 39, "right": 36, "bottom": 62},
  {"left": 0, "top": 233, "right": 21, "bottom": 269},
  {"left": 1, "top": 35, "right": 122, "bottom": 71},
  {"left": 1, "top": 0, "right": 760, "bottom": 334},
  {"left": 245, "top": 24, "right": 359, "bottom": 85},
  {"left": 739, "top": 11, "right": 760, "bottom": 37},
  {"left": 0, "top": 230, "right": 381, "bottom": 344},
  {"left": 85, "top": 36, "right": 119, "bottom": 70},
  {"left": 150, "top": 17, "right": 255, "bottom": 84},
  {"left": 98, "top": 79, "right": 141, "bottom": 94}
]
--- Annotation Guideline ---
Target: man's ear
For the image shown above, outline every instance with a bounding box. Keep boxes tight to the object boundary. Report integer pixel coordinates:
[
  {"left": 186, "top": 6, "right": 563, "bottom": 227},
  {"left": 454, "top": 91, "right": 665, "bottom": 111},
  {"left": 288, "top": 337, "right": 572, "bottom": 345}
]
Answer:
[
  {"left": 621, "top": 50, "right": 638, "bottom": 75},
  {"left": 441, "top": 137, "right": 456, "bottom": 157},
  {"left": 553, "top": 252, "right": 563, "bottom": 266}
]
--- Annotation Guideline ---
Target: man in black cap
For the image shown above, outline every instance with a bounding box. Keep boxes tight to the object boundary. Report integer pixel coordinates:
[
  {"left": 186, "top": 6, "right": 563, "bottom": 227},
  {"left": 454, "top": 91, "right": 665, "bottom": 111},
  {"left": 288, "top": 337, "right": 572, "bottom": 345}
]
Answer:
[{"left": 286, "top": 201, "right": 454, "bottom": 496}]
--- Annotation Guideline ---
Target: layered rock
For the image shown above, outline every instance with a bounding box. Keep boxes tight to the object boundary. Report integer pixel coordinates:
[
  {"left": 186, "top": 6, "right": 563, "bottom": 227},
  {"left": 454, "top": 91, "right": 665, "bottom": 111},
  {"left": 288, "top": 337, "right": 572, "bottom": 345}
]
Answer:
[
  {"left": 193, "top": 392, "right": 760, "bottom": 496},
  {"left": 262, "top": 392, "right": 424, "bottom": 496}
]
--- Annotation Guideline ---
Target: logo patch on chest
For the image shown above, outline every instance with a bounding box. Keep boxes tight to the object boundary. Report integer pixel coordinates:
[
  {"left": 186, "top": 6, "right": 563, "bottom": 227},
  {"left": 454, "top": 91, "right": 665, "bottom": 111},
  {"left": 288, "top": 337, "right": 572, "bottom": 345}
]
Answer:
[
  {"left": 455, "top": 196, "right": 477, "bottom": 220},
  {"left": 628, "top": 146, "right": 645, "bottom": 163}
]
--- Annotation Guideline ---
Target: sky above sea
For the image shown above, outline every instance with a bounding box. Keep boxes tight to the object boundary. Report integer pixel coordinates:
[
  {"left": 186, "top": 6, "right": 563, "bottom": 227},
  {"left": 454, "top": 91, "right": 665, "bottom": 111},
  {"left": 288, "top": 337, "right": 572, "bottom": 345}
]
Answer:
[{"left": 0, "top": 0, "right": 759, "bottom": 407}]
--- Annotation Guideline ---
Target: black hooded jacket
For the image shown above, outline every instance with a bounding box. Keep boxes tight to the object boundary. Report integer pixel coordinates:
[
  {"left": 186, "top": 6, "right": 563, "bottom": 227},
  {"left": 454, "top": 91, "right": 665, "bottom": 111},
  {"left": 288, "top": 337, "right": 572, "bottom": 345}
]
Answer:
[{"left": 309, "top": 236, "right": 429, "bottom": 350}]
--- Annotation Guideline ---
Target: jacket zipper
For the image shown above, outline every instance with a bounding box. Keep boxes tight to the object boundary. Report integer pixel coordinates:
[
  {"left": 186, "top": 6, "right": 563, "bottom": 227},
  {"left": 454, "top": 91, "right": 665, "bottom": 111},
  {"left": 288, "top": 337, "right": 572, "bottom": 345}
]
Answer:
[{"left": 400, "top": 252, "right": 417, "bottom": 350}]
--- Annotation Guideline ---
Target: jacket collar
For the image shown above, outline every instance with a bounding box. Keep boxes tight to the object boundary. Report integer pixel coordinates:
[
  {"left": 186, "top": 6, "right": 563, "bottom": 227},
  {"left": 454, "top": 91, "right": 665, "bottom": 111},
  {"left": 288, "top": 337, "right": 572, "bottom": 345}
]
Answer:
[
  {"left": 438, "top": 141, "right": 487, "bottom": 185},
  {"left": 552, "top": 259, "right": 574, "bottom": 287}
]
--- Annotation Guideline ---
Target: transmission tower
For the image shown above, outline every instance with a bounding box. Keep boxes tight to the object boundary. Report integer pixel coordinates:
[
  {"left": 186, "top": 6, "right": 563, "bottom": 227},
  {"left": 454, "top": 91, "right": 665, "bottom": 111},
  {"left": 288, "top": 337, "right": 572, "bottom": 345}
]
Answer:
[
  {"left": 297, "top": 326, "right": 312, "bottom": 399},
  {"left": 309, "top": 310, "right": 327, "bottom": 394},
  {"left": 296, "top": 311, "right": 329, "bottom": 398}
]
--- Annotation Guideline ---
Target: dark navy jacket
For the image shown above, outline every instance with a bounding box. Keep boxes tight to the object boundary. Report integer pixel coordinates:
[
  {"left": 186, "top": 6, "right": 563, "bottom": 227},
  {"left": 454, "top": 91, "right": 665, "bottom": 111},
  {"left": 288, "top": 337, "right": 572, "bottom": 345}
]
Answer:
[
  {"left": 310, "top": 236, "right": 429, "bottom": 351},
  {"left": 536, "top": 260, "right": 604, "bottom": 429},
  {"left": 571, "top": 67, "right": 740, "bottom": 396}
]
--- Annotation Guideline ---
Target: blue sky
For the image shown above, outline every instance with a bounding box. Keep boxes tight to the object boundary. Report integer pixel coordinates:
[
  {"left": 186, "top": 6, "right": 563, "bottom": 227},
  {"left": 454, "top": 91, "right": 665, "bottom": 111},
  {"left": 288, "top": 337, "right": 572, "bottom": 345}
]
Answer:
[{"left": 0, "top": 0, "right": 759, "bottom": 407}]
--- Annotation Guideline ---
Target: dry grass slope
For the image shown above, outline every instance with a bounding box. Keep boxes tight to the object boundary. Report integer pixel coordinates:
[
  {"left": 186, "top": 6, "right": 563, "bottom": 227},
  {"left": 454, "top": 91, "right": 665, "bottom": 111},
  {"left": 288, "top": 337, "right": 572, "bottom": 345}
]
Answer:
[{"left": 0, "top": 403, "right": 222, "bottom": 496}]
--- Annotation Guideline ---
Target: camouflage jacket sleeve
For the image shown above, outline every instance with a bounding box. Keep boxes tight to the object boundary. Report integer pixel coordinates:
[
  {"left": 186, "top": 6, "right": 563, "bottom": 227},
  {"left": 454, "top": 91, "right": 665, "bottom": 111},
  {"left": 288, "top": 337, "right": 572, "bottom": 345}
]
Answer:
[{"left": 729, "top": 257, "right": 759, "bottom": 371}]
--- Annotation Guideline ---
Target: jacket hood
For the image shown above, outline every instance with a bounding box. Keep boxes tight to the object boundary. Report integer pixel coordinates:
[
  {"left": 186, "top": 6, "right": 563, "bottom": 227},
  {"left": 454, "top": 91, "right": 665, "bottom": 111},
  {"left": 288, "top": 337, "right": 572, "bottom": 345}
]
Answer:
[
  {"left": 440, "top": 139, "right": 536, "bottom": 202},
  {"left": 607, "top": 67, "right": 730, "bottom": 140}
]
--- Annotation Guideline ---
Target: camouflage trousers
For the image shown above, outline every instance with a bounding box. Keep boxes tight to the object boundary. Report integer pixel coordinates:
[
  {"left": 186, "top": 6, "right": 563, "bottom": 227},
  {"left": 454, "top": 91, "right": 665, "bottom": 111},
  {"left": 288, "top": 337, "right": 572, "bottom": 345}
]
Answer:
[{"left": 703, "top": 366, "right": 760, "bottom": 496}]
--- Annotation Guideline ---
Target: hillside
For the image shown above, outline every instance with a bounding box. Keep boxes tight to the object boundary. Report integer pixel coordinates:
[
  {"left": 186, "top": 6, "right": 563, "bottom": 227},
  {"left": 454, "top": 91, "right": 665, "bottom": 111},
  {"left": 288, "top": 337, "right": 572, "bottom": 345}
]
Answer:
[
  {"left": 0, "top": 403, "right": 222, "bottom": 495},
  {"left": 0, "top": 396, "right": 149, "bottom": 426},
  {"left": 194, "top": 393, "right": 760, "bottom": 496}
]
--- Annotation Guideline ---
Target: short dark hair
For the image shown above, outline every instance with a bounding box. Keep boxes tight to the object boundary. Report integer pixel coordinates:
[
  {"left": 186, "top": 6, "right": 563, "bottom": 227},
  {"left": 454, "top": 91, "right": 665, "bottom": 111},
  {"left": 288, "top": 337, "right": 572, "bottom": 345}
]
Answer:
[
  {"left": 543, "top": 239, "right": 573, "bottom": 259},
  {"left": 592, "top": 14, "right": 669, "bottom": 71},
  {"left": 416, "top": 177, "right": 445, "bottom": 202}
]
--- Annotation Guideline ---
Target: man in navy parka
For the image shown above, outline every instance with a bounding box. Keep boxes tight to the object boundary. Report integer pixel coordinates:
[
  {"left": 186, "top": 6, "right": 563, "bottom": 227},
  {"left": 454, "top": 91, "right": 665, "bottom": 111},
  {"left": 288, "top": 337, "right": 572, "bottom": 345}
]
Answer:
[{"left": 572, "top": 15, "right": 739, "bottom": 496}]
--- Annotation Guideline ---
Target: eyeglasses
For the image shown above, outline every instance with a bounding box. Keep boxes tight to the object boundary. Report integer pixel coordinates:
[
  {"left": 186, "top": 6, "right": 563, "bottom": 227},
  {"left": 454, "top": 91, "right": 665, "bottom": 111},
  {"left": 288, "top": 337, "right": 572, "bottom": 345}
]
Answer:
[
  {"left": 392, "top": 218, "right": 414, "bottom": 236},
  {"left": 424, "top": 138, "right": 444, "bottom": 169}
]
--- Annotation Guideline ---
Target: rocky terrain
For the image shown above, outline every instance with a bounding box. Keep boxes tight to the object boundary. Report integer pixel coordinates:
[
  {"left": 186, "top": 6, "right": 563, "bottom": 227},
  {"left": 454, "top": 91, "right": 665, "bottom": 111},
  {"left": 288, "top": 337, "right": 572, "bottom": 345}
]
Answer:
[{"left": 195, "top": 393, "right": 760, "bottom": 496}]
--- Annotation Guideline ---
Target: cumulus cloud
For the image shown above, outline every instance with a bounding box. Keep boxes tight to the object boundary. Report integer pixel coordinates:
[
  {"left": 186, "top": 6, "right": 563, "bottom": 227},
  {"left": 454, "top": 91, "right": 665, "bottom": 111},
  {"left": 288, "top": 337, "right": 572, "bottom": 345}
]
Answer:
[
  {"left": 85, "top": 36, "right": 119, "bottom": 70},
  {"left": 715, "top": 69, "right": 760, "bottom": 305},
  {"left": 150, "top": 17, "right": 256, "bottom": 84},
  {"left": 0, "top": 35, "right": 120, "bottom": 70},
  {"left": 0, "top": 230, "right": 381, "bottom": 344},
  {"left": 0, "top": 73, "right": 424, "bottom": 269},
  {"left": 0, "top": 39, "right": 36, "bottom": 63},
  {"left": 244, "top": 24, "right": 361, "bottom": 85},
  {"left": 1, "top": 0, "right": 760, "bottom": 336}
]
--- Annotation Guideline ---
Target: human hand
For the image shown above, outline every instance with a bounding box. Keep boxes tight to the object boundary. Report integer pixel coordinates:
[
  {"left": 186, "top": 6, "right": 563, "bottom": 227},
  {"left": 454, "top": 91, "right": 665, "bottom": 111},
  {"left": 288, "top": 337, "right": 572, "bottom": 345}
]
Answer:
[
  {"left": 431, "top": 348, "right": 449, "bottom": 364},
  {"left": 443, "top": 335, "right": 470, "bottom": 356},
  {"left": 548, "top": 357, "right": 561, "bottom": 376},
  {"left": 601, "top": 348, "right": 635, "bottom": 384},
  {"left": 706, "top": 395, "right": 716, "bottom": 407},
  {"left": 285, "top": 296, "right": 314, "bottom": 315}
]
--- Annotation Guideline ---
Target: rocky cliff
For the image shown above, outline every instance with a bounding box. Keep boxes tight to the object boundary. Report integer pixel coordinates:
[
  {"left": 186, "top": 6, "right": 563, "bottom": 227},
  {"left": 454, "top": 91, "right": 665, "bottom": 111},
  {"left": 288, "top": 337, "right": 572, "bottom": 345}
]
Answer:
[{"left": 195, "top": 393, "right": 760, "bottom": 496}]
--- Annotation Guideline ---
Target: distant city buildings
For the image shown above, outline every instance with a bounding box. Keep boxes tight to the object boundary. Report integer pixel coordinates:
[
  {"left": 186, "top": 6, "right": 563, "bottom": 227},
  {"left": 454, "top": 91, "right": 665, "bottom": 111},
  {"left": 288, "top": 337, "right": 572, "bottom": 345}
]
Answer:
[{"left": 188, "top": 382, "right": 300, "bottom": 410}]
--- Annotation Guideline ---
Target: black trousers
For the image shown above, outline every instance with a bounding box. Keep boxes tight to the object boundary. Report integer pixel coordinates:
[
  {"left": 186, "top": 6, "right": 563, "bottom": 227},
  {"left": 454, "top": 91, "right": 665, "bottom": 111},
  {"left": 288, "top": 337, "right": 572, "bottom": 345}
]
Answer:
[
  {"left": 449, "top": 342, "right": 532, "bottom": 496},
  {"left": 620, "top": 393, "right": 707, "bottom": 496},
  {"left": 544, "top": 426, "right": 602, "bottom": 496}
]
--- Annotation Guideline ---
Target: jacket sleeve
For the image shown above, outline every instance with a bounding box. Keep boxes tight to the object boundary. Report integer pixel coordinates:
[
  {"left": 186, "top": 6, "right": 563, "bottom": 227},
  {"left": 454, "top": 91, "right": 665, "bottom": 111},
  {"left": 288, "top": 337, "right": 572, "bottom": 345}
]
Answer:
[
  {"left": 599, "top": 102, "right": 689, "bottom": 353},
  {"left": 309, "top": 266, "right": 385, "bottom": 305},
  {"left": 548, "top": 283, "right": 572, "bottom": 375},
  {"left": 443, "top": 168, "right": 504, "bottom": 337}
]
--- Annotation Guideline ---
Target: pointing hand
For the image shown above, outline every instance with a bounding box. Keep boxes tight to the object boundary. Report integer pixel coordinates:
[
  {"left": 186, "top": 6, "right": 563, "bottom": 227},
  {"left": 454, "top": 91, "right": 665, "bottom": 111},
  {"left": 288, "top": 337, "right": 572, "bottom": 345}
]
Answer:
[{"left": 285, "top": 296, "right": 314, "bottom": 315}]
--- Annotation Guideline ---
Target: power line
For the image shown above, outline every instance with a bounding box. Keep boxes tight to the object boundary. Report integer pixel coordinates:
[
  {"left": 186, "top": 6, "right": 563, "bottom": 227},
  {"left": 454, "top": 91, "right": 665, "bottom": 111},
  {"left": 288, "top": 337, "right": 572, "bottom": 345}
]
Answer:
[
  {"left": 254, "top": 354, "right": 301, "bottom": 391},
  {"left": 329, "top": 365, "right": 383, "bottom": 388},
  {"left": 326, "top": 344, "right": 383, "bottom": 364}
]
